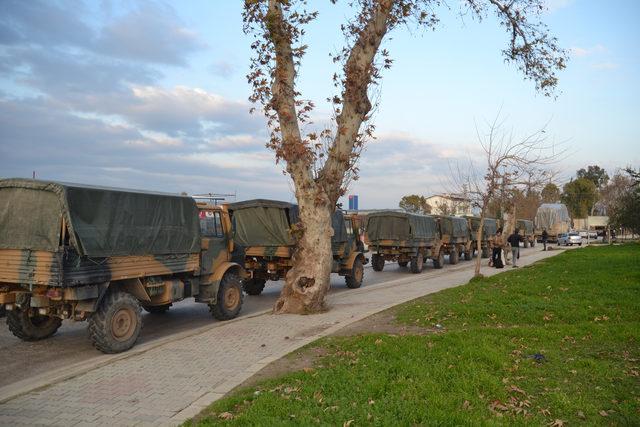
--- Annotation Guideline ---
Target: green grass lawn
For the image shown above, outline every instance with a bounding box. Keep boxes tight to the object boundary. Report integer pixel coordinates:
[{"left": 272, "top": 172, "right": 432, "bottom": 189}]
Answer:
[{"left": 190, "top": 244, "right": 640, "bottom": 426}]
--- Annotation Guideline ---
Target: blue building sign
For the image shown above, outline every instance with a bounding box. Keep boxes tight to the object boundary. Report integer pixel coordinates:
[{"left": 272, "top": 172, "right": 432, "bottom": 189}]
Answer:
[{"left": 348, "top": 194, "right": 359, "bottom": 210}]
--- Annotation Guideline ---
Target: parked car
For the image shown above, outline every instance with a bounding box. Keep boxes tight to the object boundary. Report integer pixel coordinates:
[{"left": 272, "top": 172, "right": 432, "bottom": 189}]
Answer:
[
  {"left": 558, "top": 232, "right": 583, "bottom": 246},
  {"left": 578, "top": 230, "right": 598, "bottom": 240}
]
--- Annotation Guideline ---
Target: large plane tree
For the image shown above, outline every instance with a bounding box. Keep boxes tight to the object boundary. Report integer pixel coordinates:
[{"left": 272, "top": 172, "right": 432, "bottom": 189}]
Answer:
[{"left": 243, "top": 0, "right": 566, "bottom": 314}]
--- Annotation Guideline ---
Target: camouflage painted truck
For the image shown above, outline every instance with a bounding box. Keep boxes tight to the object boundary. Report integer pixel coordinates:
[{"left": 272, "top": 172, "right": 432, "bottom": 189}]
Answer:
[
  {"left": 227, "top": 200, "right": 366, "bottom": 295},
  {"left": 464, "top": 216, "right": 498, "bottom": 258},
  {"left": 0, "top": 179, "right": 245, "bottom": 353},
  {"left": 434, "top": 215, "right": 473, "bottom": 264},
  {"left": 366, "top": 211, "right": 440, "bottom": 273},
  {"left": 516, "top": 219, "right": 536, "bottom": 247}
]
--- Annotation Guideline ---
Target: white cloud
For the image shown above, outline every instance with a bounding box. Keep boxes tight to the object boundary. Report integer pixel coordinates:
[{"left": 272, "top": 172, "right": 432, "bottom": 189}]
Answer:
[
  {"left": 591, "top": 62, "right": 620, "bottom": 70},
  {"left": 570, "top": 44, "right": 606, "bottom": 58}
]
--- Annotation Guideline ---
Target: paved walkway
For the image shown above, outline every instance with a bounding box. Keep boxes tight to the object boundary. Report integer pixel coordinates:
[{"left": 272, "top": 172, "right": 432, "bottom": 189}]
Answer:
[{"left": 0, "top": 248, "right": 567, "bottom": 426}]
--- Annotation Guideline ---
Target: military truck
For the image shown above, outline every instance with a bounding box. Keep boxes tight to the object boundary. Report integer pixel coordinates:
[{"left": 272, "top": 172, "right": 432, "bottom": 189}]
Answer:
[
  {"left": 534, "top": 203, "right": 571, "bottom": 243},
  {"left": 434, "top": 215, "right": 472, "bottom": 264},
  {"left": 465, "top": 216, "right": 498, "bottom": 258},
  {"left": 0, "top": 179, "right": 244, "bottom": 354},
  {"left": 366, "top": 211, "right": 440, "bottom": 273},
  {"left": 228, "top": 200, "right": 366, "bottom": 294},
  {"left": 516, "top": 219, "right": 535, "bottom": 247}
]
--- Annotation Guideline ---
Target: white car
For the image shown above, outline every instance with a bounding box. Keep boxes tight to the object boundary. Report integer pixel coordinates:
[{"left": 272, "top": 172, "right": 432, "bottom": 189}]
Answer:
[{"left": 558, "top": 232, "right": 582, "bottom": 246}]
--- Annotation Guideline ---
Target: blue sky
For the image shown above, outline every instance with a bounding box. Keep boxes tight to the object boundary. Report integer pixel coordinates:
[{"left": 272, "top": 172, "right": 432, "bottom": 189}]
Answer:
[{"left": 0, "top": 0, "right": 638, "bottom": 208}]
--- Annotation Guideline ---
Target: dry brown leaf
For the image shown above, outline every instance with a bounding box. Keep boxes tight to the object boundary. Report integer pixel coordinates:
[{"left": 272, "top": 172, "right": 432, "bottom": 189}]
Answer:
[
  {"left": 539, "top": 408, "right": 551, "bottom": 416},
  {"left": 599, "top": 410, "right": 609, "bottom": 417},
  {"left": 547, "top": 419, "right": 565, "bottom": 426},
  {"left": 509, "top": 385, "right": 526, "bottom": 395},
  {"left": 303, "top": 367, "right": 315, "bottom": 373},
  {"left": 218, "top": 412, "right": 234, "bottom": 420},
  {"left": 374, "top": 339, "right": 383, "bottom": 345},
  {"left": 343, "top": 420, "right": 354, "bottom": 427},
  {"left": 577, "top": 411, "right": 586, "bottom": 419},
  {"left": 462, "top": 400, "right": 471, "bottom": 410}
]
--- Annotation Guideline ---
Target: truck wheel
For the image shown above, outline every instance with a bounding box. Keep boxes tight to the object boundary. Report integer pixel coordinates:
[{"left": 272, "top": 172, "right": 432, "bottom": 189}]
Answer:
[
  {"left": 433, "top": 251, "right": 444, "bottom": 269},
  {"left": 481, "top": 247, "right": 490, "bottom": 258},
  {"left": 243, "top": 278, "right": 267, "bottom": 296},
  {"left": 464, "top": 250, "right": 472, "bottom": 261},
  {"left": 6, "top": 310, "right": 62, "bottom": 341},
  {"left": 449, "top": 249, "right": 459, "bottom": 265},
  {"left": 398, "top": 261, "right": 408, "bottom": 267},
  {"left": 524, "top": 240, "right": 529, "bottom": 248},
  {"left": 372, "top": 254, "right": 385, "bottom": 272},
  {"left": 345, "top": 257, "right": 364, "bottom": 289},
  {"left": 410, "top": 253, "right": 424, "bottom": 274},
  {"left": 210, "top": 272, "right": 243, "bottom": 321},
  {"left": 88, "top": 291, "right": 142, "bottom": 354},
  {"left": 143, "top": 304, "right": 171, "bottom": 314},
  {"left": 531, "top": 240, "right": 535, "bottom": 248}
]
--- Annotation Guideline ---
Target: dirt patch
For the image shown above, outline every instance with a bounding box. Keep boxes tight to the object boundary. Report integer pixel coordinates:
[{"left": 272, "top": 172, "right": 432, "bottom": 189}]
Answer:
[{"left": 230, "top": 306, "right": 431, "bottom": 393}]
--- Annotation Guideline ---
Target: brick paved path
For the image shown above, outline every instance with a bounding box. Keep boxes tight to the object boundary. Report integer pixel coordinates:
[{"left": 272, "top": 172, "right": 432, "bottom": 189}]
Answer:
[{"left": 0, "top": 248, "right": 566, "bottom": 426}]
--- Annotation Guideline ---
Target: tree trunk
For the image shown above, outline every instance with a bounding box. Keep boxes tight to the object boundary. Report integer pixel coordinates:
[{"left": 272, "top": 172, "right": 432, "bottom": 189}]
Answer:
[{"left": 274, "top": 195, "right": 334, "bottom": 314}]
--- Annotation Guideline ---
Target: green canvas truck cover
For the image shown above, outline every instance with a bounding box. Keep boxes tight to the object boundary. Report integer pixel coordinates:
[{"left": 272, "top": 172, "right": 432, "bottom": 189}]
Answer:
[
  {"left": 228, "top": 199, "right": 296, "bottom": 247},
  {"left": 228, "top": 200, "right": 349, "bottom": 247},
  {"left": 366, "top": 211, "right": 437, "bottom": 241},
  {"left": 466, "top": 216, "right": 498, "bottom": 239},
  {"left": 0, "top": 178, "right": 200, "bottom": 257},
  {"left": 437, "top": 216, "right": 469, "bottom": 238},
  {"left": 516, "top": 219, "right": 534, "bottom": 234}
]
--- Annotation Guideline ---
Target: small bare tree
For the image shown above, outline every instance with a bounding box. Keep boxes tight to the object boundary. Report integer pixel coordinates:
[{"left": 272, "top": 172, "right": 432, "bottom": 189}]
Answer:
[
  {"left": 243, "top": 0, "right": 566, "bottom": 314},
  {"left": 450, "top": 114, "right": 564, "bottom": 276}
]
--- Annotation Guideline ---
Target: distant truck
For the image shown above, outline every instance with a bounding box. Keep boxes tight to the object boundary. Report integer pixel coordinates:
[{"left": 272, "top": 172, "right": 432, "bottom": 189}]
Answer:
[
  {"left": 227, "top": 200, "right": 366, "bottom": 294},
  {"left": 516, "top": 219, "right": 536, "bottom": 247},
  {"left": 465, "top": 216, "right": 498, "bottom": 258},
  {"left": 534, "top": 203, "right": 571, "bottom": 243},
  {"left": 366, "top": 211, "right": 440, "bottom": 273},
  {"left": 0, "top": 179, "right": 244, "bottom": 353},
  {"left": 434, "top": 215, "right": 472, "bottom": 264}
]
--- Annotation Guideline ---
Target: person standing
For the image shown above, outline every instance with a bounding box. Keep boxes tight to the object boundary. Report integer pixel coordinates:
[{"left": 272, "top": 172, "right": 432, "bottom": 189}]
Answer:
[
  {"left": 491, "top": 228, "right": 504, "bottom": 268},
  {"left": 541, "top": 228, "right": 549, "bottom": 251},
  {"left": 507, "top": 228, "right": 523, "bottom": 268}
]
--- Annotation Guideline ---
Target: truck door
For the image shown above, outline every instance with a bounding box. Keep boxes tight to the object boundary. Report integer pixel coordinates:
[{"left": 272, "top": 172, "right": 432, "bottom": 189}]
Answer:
[{"left": 199, "top": 210, "right": 227, "bottom": 275}]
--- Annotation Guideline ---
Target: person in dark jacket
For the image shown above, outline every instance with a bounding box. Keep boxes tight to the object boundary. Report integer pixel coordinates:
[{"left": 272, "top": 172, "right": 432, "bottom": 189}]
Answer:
[
  {"left": 541, "top": 228, "right": 549, "bottom": 251},
  {"left": 507, "top": 229, "right": 523, "bottom": 268}
]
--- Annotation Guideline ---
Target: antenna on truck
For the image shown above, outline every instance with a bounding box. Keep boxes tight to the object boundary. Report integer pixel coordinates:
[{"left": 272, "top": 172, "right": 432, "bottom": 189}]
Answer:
[{"left": 192, "top": 192, "right": 237, "bottom": 205}]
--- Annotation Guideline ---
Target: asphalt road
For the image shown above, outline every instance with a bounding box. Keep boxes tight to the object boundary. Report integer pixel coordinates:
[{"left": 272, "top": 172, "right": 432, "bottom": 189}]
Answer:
[{"left": 0, "top": 260, "right": 415, "bottom": 388}]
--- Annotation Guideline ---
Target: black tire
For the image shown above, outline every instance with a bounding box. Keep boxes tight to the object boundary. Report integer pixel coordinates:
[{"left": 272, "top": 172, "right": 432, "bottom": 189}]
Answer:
[
  {"left": 243, "top": 278, "right": 267, "bottom": 296},
  {"left": 524, "top": 240, "right": 529, "bottom": 248},
  {"left": 464, "top": 249, "right": 472, "bottom": 261},
  {"left": 345, "top": 257, "right": 364, "bottom": 289},
  {"left": 433, "top": 250, "right": 445, "bottom": 269},
  {"left": 398, "top": 260, "right": 408, "bottom": 267},
  {"left": 210, "top": 272, "right": 243, "bottom": 321},
  {"left": 143, "top": 304, "right": 171, "bottom": 314},
  {"left": 372, "top": 254, "right": 385, "bottom": 272},
  {"left": 449, "top": 248, "right": 459, "bottom": 265},
  {"left": 481, "top": 247, "right": 490, "bottom": 258},
  {"left": 579, "top": 243, "right": 582, "bottom": 246},
  {"left": 410, "top": 253, "right": 424, "bottom": 274},
  {"left": 531, "top": 240, "right": 536, "bottom": 248},
  {"left": 88, "top": 291, "right": 142, "bottom": 354},
  {"left": 6, "top": 310, "right": 62, "bottom": 341}
]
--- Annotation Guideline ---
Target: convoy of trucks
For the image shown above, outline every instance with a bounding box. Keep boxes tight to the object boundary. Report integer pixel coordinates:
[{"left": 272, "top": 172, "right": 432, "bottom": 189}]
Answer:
[{"left": 0, "top": 177, "right": 565, "bottom": 353}]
